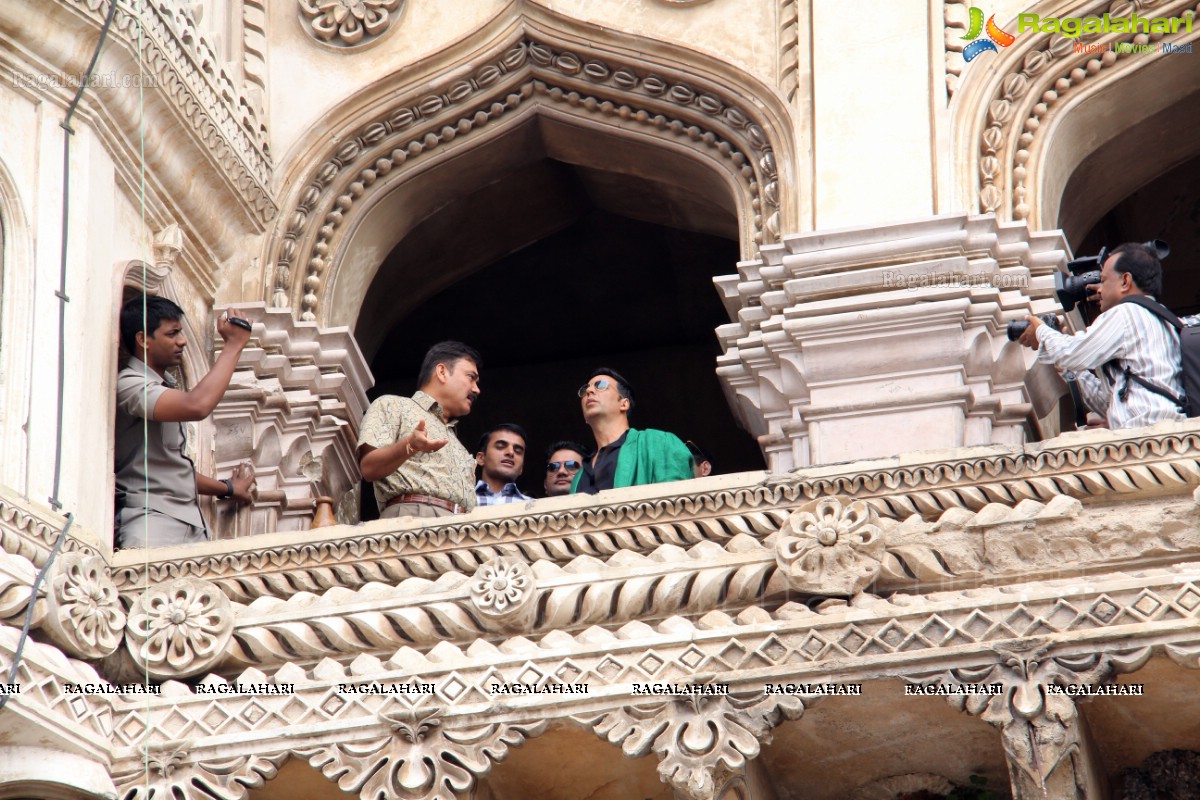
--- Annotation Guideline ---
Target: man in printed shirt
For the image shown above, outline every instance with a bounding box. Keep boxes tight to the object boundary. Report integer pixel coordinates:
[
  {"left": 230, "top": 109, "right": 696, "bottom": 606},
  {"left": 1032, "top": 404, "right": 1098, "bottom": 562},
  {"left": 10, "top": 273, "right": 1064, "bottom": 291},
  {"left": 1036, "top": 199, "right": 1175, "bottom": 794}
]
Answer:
[
  {"left": 357, "top": 342, "right": 481, "bottom": 518},
  {"left": 1019, "top": 242, "right": 1184, "bottom": 429},
  {"left": 474, "top": 423, "right": 532, "bottom": 505}
]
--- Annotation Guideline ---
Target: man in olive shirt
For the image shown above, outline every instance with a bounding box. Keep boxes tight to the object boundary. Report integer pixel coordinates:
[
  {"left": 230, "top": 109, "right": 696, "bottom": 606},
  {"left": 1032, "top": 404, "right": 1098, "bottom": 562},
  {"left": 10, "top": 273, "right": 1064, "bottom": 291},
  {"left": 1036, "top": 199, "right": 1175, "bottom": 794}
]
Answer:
[
  {"left": 115, "top": 296, "right": 255, "bottom": 548},
  {"left": 357, "top": 341, "right": 481, "bottom": 518}
]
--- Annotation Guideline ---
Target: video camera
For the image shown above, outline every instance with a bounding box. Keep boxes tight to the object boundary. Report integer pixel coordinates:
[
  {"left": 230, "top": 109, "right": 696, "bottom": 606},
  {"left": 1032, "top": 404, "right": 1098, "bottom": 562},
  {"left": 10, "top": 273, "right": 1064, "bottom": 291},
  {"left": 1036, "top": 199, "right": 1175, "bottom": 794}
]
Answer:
[{"left": 1054, "top": 239, "right": 1170, "bottom": 320}]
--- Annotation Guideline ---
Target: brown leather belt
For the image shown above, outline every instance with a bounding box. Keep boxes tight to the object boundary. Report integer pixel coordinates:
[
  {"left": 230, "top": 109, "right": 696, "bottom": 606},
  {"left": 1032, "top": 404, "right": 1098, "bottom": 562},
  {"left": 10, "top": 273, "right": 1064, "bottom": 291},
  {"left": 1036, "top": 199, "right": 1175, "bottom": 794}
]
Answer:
[{"left": 385, "top": 493, "right": 465, "bottom": 514}]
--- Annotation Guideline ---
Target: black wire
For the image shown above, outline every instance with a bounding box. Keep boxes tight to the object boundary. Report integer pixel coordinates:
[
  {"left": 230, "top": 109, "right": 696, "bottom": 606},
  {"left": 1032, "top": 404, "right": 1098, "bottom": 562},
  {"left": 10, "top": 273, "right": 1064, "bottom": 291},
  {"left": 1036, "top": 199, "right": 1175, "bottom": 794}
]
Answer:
[
  {"left": 0, "top": 515, "right": 73, "bottom": 713},
  {"left": 50, "top": 0, "right": 120, "bottom": 509}
]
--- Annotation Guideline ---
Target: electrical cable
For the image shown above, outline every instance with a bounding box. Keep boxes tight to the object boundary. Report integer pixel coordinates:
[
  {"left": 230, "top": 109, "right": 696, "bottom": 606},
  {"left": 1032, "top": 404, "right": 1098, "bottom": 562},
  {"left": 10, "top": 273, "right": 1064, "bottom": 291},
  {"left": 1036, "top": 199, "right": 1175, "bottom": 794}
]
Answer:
[{"left": 52, "top": 0, "right": 120, "bottom": 509}]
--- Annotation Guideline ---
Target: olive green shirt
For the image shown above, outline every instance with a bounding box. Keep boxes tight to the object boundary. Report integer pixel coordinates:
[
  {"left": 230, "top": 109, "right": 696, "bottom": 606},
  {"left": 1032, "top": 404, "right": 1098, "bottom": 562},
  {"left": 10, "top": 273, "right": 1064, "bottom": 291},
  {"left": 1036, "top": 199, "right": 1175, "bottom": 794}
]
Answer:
[{"left": 357, "top": 390, "right": 476, "bottom": 512}]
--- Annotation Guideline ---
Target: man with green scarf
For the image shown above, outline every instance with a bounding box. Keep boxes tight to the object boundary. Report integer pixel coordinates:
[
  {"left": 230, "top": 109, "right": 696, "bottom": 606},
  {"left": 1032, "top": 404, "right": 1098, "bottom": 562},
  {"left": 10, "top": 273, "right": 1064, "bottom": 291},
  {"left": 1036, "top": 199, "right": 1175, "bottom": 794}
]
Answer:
[{"left": 571, "top": 368, "right": 694, "bottom": 494}]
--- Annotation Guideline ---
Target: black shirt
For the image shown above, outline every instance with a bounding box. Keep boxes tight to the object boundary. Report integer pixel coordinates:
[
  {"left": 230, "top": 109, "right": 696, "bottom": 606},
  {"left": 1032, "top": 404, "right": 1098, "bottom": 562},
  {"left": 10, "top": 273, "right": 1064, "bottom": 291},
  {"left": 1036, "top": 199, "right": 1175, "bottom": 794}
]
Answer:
[{"left": 575, "top": 430, "right": 628, "bottom": 494}]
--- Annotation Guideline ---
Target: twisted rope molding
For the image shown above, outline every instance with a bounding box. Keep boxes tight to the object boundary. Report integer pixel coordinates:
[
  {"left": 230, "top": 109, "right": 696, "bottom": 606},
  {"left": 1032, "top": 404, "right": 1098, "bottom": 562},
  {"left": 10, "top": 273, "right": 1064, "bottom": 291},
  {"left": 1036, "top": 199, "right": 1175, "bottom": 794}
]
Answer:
[
  {"left": 101, "top": 564, "right": 1200, "bottom": 794},
  {"left": 200, "top": 492, "right": 1191, "bottom": 672},
  {"left": 107, "top": 426, "right": 1200, "bottom": 602}
]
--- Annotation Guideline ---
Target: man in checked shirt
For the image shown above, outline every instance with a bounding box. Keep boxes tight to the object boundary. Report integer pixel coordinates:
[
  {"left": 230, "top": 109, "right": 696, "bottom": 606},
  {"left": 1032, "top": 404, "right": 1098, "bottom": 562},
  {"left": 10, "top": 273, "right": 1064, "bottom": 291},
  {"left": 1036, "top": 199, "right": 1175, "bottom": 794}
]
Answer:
[{"left": 1018, "top": 242, "right": 1185, "bottom": 429}]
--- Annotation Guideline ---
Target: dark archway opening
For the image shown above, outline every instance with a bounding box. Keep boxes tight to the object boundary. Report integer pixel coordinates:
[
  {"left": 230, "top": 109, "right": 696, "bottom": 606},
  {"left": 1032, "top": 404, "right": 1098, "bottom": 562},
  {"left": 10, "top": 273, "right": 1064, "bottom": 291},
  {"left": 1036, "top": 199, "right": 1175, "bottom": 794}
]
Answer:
[
  {"left": 357, "top": 155, "right": 764, "bottom": 514},
  {"left": 1057, "top": 58, "right": 1200, "bottom": 316},
  {"left": 1072, "top": 149, "right": 1200, "bottom": 316}
]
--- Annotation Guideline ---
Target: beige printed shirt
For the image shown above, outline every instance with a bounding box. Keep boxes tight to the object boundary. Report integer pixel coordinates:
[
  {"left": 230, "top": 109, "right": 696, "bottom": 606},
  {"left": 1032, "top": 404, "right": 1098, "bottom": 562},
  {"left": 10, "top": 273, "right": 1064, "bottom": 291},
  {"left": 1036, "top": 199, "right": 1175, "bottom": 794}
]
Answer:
[{"left": 357, "top": 391, "right": 476, "bottom": 512}]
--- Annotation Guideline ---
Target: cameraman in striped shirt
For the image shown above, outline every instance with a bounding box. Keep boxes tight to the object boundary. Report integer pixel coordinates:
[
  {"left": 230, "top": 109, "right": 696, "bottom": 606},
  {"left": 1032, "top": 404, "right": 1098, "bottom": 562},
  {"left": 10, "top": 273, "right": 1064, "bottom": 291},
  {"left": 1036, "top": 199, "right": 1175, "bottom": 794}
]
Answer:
[{"left": 1018, "top": 243, "right": 1184, "bottom": 429}]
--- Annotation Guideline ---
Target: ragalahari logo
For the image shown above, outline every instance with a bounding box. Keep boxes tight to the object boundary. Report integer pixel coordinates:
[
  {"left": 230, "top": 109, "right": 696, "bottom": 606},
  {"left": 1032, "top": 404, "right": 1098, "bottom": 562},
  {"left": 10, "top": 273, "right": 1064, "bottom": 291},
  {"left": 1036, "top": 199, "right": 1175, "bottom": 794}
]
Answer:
[{"left": 961, "top": 7, "right": 1016, "bottom": 61}]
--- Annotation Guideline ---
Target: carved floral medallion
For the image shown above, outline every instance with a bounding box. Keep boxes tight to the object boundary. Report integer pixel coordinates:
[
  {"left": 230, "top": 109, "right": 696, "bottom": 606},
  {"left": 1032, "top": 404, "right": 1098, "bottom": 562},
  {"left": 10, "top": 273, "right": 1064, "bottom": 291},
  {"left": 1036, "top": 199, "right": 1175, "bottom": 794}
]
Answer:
[
  {"left": 469, "top": 556, "right": 535, "bottom": 629},
  {"left": 298, "top": 0, "right": 405, "bottom": 48},
  {"left": 126, "top": 577, "right": 234, "bottom": 678},
  {"left": 43, "top": 552, "right": 126, "bottom": 659},
  {"left": 775, "top": 496, "right": 884, "bottom": 595}
]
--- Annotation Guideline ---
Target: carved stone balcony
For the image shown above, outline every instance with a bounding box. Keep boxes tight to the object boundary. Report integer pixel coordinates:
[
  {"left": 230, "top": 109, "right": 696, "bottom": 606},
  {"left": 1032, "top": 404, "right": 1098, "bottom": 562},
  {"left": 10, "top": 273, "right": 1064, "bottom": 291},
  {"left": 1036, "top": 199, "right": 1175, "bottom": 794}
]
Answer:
[{"left": 3, "top": 420, "right": 1200, "bottom": 799}]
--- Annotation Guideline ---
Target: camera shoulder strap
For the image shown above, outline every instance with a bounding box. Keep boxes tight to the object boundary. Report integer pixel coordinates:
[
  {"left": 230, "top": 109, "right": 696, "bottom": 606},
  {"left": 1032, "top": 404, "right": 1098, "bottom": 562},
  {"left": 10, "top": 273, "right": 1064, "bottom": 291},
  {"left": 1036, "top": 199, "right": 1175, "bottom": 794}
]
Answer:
[{"left": 1106, "top": 296, "right": 1188, "bottom": 411}]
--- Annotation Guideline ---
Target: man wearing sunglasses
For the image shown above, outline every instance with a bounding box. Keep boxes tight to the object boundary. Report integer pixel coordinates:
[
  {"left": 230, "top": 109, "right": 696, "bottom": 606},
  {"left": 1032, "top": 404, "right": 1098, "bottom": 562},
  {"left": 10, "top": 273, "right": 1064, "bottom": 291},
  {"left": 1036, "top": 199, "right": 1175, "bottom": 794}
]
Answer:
[
  {"left": 543, "top": 441, "right": 586, "bottom": 497},
  {"left": 572, "top": 368, "right": 694, "bottom": 494}
]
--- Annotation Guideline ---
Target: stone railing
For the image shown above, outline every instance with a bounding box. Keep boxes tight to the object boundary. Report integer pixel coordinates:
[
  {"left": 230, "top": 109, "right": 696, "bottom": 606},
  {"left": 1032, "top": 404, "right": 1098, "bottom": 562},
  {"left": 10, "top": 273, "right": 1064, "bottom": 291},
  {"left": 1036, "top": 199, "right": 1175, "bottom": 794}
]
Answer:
[{"left": 4, "top": 420, "right": 1200, "bottom": 800}]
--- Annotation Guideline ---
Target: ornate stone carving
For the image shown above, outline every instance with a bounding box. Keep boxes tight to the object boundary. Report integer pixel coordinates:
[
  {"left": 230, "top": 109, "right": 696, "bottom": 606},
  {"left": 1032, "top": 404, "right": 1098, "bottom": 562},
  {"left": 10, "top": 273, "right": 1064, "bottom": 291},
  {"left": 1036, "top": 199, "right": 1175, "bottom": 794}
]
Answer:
[
  {"left": 153, "top": 224, "right": 185, "bottom": 268},
  {"left": 715, "top": 214, "right": 1070, "bottom": 468},
  {"left": 0, "top": 548, "right": 42, "bottom": 626},
  {"left": 269, "top": 30, "right": 787, "bottom": 320},
  {"left": 965, "top": 0, "right": 1186, "bottom": 220},
  {"left": 299, "top": 0, "right": 406, "bottom": 48},
  {"left": 300, "top": 705, "right": 545, "bottom": 800},
  {"left": 913, "top": 644, "right": 1152, "bottom": 798},
  {"left": 211, "top": 303, "right": 371, "bottom": 536},
  {"left": 776, "top": 496, "right": 884, "bottom": 595},
  {"left": 114, "top": 749, "right": 287, "bottom": 800},
  {"left": 126, "top": 578, "right": 234, "bottom": 679},
  {"left": 112, "top": 422, "right": 1200, "bottom": 605},
  {"left": 61, "top": 0, "right": 273, "bottom": 223},
  {"left": 42, "top": 552, "right": 126, "bottom": 660},
  {"left": 469, "top": 557, "right": 536, "bottom": 629},
  {"left": 581, "top": 688, "right": 807, "bottom": 800}
]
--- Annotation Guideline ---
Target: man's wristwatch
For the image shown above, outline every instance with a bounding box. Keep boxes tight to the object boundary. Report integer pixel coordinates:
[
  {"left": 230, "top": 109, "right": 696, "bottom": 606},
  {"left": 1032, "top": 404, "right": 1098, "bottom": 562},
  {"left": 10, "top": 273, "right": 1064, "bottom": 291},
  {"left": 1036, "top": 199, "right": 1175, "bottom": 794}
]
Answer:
[{"left": 219, "top": 479, "right": 234, "bottom": 500}]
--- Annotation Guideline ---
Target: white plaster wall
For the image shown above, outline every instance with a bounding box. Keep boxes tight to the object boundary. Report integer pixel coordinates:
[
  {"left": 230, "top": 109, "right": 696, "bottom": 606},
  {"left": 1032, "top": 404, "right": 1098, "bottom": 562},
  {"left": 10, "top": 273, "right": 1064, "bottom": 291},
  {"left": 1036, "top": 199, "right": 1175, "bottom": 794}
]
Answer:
[
  {"left": 811, "top": 0, "right": 936, "bottom": 228},
  {"left": 541, "top": 0, "right": 778, "bottom": 80},
  {"left": 265, "top": 0, "right": 509, "bottom": 163},
  {"left": 0, "top": 80, "right": 155, "bottom": 548}
]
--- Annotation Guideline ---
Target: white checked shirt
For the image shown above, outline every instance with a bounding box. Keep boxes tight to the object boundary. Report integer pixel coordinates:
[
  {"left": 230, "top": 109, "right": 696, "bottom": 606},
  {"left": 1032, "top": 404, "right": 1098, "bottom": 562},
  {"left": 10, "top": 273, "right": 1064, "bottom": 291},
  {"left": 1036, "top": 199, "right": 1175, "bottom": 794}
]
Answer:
[
  {"left": 1037, "top": 300, "right": 1185, "bottom": 429},
  {"left": 474, "top": 480, "right": 532, "bottom": 506}
]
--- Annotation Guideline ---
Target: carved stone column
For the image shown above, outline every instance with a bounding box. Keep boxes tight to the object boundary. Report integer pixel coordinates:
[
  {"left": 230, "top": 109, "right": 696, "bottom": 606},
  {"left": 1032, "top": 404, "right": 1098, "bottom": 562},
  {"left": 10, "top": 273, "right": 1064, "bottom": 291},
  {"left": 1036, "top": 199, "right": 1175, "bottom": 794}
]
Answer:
[
  {"left": 211, "top": 303, "right": 371, "bottom": 536},
  {"left": 715, "top": 214, "right": 1071, "bottom": 470},
  {"left": 912, "top": 644, "right": 1148, "bottom": 800}
]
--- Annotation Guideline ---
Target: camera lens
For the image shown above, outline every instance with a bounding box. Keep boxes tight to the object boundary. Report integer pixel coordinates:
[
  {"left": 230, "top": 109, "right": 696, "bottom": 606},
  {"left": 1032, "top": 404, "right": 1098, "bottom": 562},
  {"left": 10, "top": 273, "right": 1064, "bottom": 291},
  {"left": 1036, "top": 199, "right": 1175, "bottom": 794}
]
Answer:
[{"left": 1006, "top": 321, "right": 1028, "bottom": 342}]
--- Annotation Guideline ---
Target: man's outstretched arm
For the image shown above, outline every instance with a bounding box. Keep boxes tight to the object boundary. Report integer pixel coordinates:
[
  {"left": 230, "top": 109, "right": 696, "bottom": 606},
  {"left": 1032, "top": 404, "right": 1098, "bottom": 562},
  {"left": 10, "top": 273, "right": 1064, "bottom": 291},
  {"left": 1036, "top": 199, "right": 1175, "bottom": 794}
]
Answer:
[{"left": 152, "top": 313, "right": 252, "bottom": 423}]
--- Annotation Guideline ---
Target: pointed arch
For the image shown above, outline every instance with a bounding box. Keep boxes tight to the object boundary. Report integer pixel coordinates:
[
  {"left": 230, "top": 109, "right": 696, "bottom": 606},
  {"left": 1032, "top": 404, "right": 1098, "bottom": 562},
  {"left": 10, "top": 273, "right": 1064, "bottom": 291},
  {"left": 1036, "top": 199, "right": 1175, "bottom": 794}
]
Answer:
[
  {"left": 949, "top": 0, "right": 1200, "bottom": 235},
  {"left": 263, "top": 7, "right": 800, "bottom": 325}
]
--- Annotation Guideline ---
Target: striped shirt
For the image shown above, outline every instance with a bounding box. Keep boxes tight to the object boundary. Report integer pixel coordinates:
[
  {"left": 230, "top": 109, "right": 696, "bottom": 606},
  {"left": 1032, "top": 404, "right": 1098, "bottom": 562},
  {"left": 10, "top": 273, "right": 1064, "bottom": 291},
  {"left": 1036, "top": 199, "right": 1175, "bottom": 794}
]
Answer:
[{"left": 1037, "top": 300, "right": 1184, "bottom": 429}]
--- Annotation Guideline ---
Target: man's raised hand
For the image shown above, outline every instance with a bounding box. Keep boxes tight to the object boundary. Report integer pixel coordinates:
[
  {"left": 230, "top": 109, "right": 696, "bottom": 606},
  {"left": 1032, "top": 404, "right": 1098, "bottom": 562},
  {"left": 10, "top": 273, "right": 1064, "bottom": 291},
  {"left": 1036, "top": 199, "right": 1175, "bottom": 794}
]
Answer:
[{"left": 410, "top": 419, "right": 449, "bottom": 454}]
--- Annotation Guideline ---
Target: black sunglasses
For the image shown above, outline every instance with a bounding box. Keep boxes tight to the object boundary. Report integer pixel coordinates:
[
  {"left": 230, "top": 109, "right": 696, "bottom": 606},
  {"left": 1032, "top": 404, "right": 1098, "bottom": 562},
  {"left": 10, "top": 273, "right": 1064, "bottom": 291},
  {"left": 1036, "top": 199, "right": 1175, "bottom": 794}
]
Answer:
[{"left": 546, "top": 460, "right": 582, "bottom": 472}]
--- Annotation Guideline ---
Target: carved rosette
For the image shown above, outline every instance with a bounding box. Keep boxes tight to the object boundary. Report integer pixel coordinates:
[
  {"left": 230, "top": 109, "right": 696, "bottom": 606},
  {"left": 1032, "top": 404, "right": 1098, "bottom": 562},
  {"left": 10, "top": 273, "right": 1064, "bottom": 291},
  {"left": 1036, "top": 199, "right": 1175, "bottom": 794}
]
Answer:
[
  {"left": 114, "top": 750, "right": 287, "bottom": 800},
  {"left": 775, "top": 496, "right": 884, "bottom": 595},
  {"left": 298, "top": 0, "right": 404, "bottom": 48},
  {"left": 126, "top": 578, "right": 234, "bottom": 679},
  {"left": 300, "top": 705, "right": 546, "bottom": 800},
  {"left": 42, "top": 553, "right": 126, "bottom": 659},
  {"left": 469, "top": 557, "right": 536, "bottom": 630},
  {"left": 581, "top": 689, "right": 807, "bottom": 800}
]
